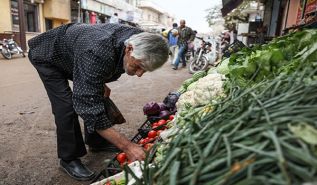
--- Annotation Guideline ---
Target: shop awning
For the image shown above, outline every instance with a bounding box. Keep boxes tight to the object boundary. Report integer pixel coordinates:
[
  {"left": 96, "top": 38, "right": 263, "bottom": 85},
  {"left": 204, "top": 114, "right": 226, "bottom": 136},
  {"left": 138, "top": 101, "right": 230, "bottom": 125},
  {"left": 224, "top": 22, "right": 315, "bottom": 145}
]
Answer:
[{"left": 221, "top": 0, "right": 244, "bottom": 16}]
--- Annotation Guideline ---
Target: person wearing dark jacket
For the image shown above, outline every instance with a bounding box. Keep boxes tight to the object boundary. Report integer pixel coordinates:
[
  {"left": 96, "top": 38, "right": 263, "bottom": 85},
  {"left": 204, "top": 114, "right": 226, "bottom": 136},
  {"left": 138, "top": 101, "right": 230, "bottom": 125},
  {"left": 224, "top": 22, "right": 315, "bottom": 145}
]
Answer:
[
  {"left": 28, "top": 23, "right": 169, "bottom": 181},
  {"left": 172, "top": 19, "right": 195, "bottom": 70}
]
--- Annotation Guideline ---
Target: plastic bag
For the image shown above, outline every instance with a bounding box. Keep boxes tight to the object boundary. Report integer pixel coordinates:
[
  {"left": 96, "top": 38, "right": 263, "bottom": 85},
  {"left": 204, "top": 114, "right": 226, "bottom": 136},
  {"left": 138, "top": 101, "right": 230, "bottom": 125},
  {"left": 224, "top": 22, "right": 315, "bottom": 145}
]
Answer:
[{"left": 104, "top": 97, "right": 126, "bottom": 125}]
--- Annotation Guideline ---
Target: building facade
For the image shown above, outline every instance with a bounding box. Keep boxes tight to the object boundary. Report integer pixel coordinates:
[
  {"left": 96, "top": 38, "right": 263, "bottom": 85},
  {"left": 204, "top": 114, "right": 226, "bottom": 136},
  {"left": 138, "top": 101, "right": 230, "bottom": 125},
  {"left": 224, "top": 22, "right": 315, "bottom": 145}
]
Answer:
[
  {"left": 137, "top": 0, "right": 175, "bottom": 33},
  {"left": 0, "top": 0, "right": 175, "bottom": 50},
  {"left": 0, "top": 0, "right": 71, "bottom": 50},
  {"left": 76, "top": 0, "right": 142, "bottom": 25},
  {"left": 222, "top": 0, "right": 316, "bottom": 46}
]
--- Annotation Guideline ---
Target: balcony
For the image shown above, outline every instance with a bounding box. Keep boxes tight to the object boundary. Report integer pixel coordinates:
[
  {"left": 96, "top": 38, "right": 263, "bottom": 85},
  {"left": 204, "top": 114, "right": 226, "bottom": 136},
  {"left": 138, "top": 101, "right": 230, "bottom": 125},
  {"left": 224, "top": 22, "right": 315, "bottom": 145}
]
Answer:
[
  {"left": 95, "top": 0, "right": 137, "bottom": 11},
  {"left": 137, "top": 0, "right": 165, "bottom": 14}
]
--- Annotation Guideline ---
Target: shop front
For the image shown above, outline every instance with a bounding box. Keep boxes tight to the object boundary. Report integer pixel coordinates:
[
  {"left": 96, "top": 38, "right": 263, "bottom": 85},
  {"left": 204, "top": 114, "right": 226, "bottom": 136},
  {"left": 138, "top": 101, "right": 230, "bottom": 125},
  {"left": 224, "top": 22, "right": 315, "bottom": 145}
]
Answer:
[
  {"left": 77, "top": 0, "right": 141, "bottom": 26},
  {"left": 0, "top": 0, "right": 71, "bottom": 50}
]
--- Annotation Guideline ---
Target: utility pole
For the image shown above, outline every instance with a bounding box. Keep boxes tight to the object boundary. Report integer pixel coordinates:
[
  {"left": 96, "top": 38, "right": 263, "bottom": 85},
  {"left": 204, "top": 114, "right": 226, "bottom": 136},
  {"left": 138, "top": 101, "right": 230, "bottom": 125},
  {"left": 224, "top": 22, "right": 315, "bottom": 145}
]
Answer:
[
  {"left": 77, "top": 1, "right": 81, "bottom": 23},
  {"left": 17, "top": 0, "right": 26, "bottom": 51}
]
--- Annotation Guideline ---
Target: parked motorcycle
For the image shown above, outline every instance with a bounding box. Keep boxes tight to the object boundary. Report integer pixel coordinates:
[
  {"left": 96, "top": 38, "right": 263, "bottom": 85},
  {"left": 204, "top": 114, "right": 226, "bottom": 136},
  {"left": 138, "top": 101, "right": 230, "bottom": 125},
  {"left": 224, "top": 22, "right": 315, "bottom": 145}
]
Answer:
[
  {"left": 1, "top": 36, "right": 25, "bottom": 59},
  {"left": 188, "top": 37, "right": 219, "bottom": 74}
]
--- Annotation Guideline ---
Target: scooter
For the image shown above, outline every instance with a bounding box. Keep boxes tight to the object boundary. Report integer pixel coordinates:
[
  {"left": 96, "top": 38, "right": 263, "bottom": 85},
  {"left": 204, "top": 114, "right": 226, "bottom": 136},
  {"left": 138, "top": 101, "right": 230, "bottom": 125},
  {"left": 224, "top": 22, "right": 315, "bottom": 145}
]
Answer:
[{"left": 1, "top": 36, "right": 25, "bottom": 59}]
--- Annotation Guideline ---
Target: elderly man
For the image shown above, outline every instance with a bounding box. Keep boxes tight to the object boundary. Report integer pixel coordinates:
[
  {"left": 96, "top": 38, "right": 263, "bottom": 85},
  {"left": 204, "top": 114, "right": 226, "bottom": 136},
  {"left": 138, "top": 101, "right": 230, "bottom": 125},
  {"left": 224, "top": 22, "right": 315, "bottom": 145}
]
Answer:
[{"left": 28, "top": 23, "right": 169, "bottom": 181}]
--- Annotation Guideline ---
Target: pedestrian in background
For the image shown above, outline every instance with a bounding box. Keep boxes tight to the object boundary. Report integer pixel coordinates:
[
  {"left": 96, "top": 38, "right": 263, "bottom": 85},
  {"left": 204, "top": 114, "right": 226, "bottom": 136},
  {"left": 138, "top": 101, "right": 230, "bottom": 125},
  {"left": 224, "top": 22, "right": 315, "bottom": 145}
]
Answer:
[
  {"left": 109, "top": 13, "right": 120, "bottom": 24},
  {"left": 173, "top": 19, "right": 195, "bottom": 70},
  {"left": 167, "top": 23, "right": 179, "bottom": 65}
]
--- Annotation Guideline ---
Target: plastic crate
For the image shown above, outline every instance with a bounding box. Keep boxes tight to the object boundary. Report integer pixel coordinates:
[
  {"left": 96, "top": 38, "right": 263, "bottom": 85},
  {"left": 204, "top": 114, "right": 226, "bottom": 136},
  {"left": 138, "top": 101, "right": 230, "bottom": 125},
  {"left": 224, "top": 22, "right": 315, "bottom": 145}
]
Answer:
[
  {"left": 91, "top": 114, "right": 174, "bottom": 183},
  {"left": 106, "top": 116, "right": 167, "bottom": 172},
  {"left": 222, "top": 40, "right": 246, "bottom": 58}
]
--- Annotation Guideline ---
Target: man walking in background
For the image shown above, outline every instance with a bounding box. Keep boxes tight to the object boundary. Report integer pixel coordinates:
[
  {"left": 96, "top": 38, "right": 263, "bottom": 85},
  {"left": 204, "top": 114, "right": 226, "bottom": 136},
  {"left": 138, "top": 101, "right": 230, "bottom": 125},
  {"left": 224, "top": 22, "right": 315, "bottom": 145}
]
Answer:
[{"left": 173, "top": 19, "right": 195, "bottom": 70}]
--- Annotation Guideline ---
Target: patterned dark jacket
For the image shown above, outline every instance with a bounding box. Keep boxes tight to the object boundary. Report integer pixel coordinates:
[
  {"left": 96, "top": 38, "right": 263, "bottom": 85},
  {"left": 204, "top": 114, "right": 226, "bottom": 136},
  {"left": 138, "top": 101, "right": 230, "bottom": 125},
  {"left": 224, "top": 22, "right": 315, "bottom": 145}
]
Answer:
[
  {"left": 28, "top": 23, "right": 143, "bottom": 132},
  {"left": 177, "top": 26, "right": 195, "bottom": 46}
]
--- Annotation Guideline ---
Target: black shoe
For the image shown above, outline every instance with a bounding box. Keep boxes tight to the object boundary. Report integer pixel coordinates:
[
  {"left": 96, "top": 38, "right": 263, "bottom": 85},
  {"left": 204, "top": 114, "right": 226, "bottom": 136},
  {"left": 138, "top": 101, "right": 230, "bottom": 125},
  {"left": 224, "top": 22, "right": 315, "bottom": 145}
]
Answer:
[
  {"left": 60, "top": 159, "right": 95, "bottom": 181},
  {"left": 172, "top": 67, "right": 178, "bottom": 70},
  {"left": 88, "top": 143, "right": 121, "bottom": 153},
  {"left": 182, "top": 64, "right": 186, "bottom": 68}
]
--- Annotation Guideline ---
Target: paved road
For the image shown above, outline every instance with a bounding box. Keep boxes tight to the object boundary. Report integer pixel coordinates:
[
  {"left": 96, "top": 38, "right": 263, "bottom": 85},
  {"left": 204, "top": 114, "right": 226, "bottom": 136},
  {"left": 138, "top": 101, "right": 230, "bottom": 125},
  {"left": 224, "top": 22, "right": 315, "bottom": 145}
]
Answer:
[{"left": 0, "top": 55, "right": 191, "bottom": 185}]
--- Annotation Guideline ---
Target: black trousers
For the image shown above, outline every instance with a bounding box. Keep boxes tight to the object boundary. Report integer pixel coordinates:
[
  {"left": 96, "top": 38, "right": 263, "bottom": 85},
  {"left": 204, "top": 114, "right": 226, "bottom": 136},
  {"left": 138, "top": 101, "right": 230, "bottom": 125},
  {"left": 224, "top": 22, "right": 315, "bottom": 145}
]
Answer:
[{"left": 29, "top": 53, "right": 109, "bottom": 160}]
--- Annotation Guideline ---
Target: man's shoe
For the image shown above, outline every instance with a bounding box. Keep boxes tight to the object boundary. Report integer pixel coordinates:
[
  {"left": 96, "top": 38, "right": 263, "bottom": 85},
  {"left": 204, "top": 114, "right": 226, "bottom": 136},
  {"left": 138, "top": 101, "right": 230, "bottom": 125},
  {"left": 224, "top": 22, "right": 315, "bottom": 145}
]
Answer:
[
  {"left": 182, "top": 64, "right": 187, "bottom": 68},
  {"left": 88, "top": 143, "right": 121, "bottom": 153},
  {"left": 60, "top": 159, "right": 95, "bottom": 181},
  {"left": 172, "top": 67, "right": 178, "bottom": 70}
]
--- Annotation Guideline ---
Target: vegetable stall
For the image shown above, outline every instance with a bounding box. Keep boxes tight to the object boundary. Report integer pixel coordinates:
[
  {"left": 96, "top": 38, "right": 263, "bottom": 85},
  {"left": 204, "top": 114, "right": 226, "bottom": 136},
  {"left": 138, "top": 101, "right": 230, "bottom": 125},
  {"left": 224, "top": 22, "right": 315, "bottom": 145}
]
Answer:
[{"left": 93, "top": 29, "right": 317, "bottom": 185}]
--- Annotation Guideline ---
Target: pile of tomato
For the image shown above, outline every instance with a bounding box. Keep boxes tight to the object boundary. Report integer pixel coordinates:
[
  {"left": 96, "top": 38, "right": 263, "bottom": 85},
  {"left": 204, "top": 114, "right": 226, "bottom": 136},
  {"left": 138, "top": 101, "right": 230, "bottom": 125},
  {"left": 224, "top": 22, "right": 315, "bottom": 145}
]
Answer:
[{"left": 115, "top": 114, "right": 175, "bottom": 166}]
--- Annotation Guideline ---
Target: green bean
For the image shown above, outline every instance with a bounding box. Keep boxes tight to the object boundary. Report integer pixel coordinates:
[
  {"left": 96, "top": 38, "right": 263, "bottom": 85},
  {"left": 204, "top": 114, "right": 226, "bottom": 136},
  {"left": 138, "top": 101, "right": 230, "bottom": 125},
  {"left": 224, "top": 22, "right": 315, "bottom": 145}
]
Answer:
[
  {"left": 198, "top": 168, "right": 228, "bottom": 182},
  {"left": 268, "top": 130, "right": 291, "bottom": 185},
  {"left": 155, "top": 148, "right": 181, "bottom": 177},
  {"left": 287, "top": 161, "right": 313, "bottom": 181},
  {"left": 169, "top": 161, "right": 180, "bottom": 185},
  {"left": 189, "top": 160, "right": 204, "bottom": 185},
  {"left": 233, "top": 143, "right": 276, "bottom": 158},
  {"left": 200, "top": 157, "right": 227, "bottom": 174},
  {"left": 203, "top": 132, "right": 221, "bottom": 157},
  {"left": 223, "top": 135, "right": 232, "bottom": 167}
]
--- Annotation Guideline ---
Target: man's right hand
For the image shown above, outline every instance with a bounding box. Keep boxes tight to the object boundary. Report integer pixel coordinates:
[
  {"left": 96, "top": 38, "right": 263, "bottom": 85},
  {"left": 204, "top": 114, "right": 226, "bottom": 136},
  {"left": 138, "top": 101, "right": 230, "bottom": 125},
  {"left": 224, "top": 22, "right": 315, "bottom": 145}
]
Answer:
[
  {"left": 123, "top": 143, "right": 145, "bottom": 162},
  {"left": 96, "top": 127, "right": 145, "bottom": 162}
]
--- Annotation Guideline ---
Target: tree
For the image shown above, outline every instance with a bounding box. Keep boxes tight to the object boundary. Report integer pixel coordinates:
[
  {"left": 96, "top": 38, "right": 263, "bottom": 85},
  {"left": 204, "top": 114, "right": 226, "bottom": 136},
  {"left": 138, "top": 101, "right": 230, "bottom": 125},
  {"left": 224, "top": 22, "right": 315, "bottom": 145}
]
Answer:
[
  {"left": 205, "top": 4, "right": 224, "bottom": 26},
  {"left": 205, "top": 4, "right": 225, "bottom": 36}
]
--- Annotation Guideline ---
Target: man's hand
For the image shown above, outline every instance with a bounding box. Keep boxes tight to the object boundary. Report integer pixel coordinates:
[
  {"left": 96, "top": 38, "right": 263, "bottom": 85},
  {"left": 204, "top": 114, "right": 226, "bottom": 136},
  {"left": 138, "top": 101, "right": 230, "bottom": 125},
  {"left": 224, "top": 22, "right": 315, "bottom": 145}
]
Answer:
[
  {"left": 123, "top": 143, "right": 146, "bottom": 161},
  {"left": 97, "top": 128, "right": 146, "bottom": 162},
  {"left": 104, "top": 84, "right": 111, "bottom": 97}
]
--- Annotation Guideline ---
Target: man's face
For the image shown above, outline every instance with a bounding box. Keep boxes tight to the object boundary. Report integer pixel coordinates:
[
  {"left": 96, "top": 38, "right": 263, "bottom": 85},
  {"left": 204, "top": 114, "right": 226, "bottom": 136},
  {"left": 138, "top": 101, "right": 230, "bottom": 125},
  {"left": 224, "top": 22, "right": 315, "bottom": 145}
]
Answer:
[
  {"left": 180, "top": 20, "right": 185, "bottom": 28},
  {"left": 123, "top": 45, "right": 146, "bottom": 77}
]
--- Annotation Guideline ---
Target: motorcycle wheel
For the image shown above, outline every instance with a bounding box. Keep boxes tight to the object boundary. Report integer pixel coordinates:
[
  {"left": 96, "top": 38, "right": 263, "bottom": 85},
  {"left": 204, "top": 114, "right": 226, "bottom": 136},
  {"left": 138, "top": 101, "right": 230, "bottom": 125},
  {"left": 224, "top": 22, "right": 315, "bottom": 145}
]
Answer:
[
  {"left": 185, "top": 51, "right": 192, "bottom": 63},
  {"left": 188, "top": 56, "right": 209, "bottom": 74},
  {"left": 1, "top": 47, "right": 12, "bottom": 59}
]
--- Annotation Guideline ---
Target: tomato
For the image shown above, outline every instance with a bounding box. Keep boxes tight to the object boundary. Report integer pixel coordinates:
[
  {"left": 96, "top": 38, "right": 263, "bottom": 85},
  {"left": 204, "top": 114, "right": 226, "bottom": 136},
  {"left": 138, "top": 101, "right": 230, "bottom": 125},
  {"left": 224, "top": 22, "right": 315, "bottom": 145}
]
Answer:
[
  {"left": 144, "top": 143, "right": 154, "bottom": 151},
  {"left": 139, "top": 139, "right": 146, "bottom": 145},
  {"left": 143, "top": 137, "right": 150, "bottom": 144},
  {"left": 152, "top": 122, "right": 159, "bottom": 127},
  {"left": 158, "top": 119, "right": 166, "bottom": 126},
  {"left": 169, "top": 115, "right": 175, "bottom": 120},
  {"left": 116, "top": 152, "right": 127, "bottom": 163},
  {"left": 144, "top": 137, "right": 155, "bottom": 143},
  {"left": 152, "top": 125, "right": 158, "bottom": 130},
  {"left": 106, "top": 179, "right": 116, "bottom": 185},
  {"left": 157, "top": 130, "right": 163, "bottom": 136},
  {"left": 148, "top": 130, "right": 157, "bottom": 138}
]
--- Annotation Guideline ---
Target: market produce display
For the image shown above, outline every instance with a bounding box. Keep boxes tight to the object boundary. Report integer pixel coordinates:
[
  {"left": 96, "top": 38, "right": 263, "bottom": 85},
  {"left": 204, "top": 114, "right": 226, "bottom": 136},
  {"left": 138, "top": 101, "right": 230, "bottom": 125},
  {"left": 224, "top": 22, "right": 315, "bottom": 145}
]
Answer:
[{"left": 121, "top": 29, "right": 317, "bottom": 185}]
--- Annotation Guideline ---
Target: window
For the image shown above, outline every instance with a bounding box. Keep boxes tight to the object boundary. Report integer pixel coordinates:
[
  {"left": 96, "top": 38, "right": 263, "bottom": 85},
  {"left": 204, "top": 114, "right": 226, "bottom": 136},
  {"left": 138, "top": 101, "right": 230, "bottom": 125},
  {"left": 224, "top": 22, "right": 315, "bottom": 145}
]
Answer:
[
  {"left": 10, "top": 0, "right": 39, "bottom": 32},
  {"left": 10, "top": 0, "right": 19, "bottom": 31},
  {"left": 24, "top": 2, "right": 38, "bottom": 32}
]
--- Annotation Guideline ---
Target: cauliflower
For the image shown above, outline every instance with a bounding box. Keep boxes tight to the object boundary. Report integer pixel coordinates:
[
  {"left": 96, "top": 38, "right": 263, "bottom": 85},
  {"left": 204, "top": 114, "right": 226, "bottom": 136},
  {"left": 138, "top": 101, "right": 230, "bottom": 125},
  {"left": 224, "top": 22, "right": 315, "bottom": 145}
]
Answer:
[{"left": 176, "top": 73, "right": 226, "bottom": 110}]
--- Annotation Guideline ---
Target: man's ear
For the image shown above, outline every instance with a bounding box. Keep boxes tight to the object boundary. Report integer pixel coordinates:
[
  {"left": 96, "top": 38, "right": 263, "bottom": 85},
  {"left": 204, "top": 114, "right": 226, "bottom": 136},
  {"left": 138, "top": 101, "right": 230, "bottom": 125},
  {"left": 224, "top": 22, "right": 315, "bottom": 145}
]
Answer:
[{"left": 125, "top": 44, "right": 133, "bottom": 55}]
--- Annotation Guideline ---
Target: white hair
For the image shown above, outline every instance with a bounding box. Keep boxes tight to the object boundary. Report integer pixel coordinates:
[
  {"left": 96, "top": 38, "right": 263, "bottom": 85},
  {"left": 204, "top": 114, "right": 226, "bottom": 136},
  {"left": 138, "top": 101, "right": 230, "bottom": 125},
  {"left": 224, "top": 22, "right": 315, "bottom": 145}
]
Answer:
[{"left": 125, "top": 32, "right": 169, "bottom": 71}]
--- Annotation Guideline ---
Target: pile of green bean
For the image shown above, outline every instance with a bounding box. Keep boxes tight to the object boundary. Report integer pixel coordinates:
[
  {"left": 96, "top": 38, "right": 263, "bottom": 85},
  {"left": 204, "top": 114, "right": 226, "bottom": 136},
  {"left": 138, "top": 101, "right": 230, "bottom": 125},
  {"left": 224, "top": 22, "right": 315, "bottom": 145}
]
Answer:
[{"left": 129, "top": 67, "right": 317, "bottom": 185}]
